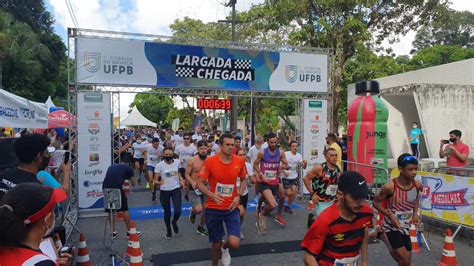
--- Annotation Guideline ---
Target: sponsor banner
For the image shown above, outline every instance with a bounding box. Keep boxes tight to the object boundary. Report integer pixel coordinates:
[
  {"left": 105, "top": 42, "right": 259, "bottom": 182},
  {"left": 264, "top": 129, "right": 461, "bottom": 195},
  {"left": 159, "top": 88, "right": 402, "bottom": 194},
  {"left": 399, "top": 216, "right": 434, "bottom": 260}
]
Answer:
[
  {"left": 77, "top": 92, "right": 111, "bottom": 209},
  {"left": 76, "top": 37, "right": 328, "bottom": 93},
  {"left": 419, "top": 171, "right": 473, "bottom": 227},
  {"left": 301, "top": 99, "right": 328, "bottom": 194},
  {"left": 0, "top": 89, "right": 48, "bottom": 128}
]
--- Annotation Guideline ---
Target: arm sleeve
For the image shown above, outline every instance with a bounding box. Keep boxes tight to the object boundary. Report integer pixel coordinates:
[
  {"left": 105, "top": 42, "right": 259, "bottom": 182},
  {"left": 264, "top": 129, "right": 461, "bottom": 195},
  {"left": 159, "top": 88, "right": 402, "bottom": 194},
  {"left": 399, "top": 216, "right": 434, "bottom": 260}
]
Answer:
[
  {"left": 300, "top": 218, "right": 329, "bottom": 256},
  {"left": 36, "top": 171, "right": 61, "bottom": 189}
]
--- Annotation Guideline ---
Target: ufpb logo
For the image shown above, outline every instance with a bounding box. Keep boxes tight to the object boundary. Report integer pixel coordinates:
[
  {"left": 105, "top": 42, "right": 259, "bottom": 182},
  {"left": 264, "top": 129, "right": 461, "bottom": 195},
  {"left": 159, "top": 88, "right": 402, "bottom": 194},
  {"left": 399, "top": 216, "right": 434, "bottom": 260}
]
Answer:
[
  {"left": 285, "top": 65, "right": 298, "bottom": 83},
  {"left": 84, "top": 52, "right": 101, "bottom": 73}
]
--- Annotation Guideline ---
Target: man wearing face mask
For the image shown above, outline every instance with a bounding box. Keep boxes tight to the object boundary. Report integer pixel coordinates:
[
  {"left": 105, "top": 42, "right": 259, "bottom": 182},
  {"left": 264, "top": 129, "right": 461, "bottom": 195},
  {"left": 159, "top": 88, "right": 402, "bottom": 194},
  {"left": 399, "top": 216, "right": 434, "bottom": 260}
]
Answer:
[
  {"left": 0, "top": 134, "right": 63, "bottom": 201},
  {"left": 185, "top": 140, "right": 210, "bottom": 236},
  {"left": 0, "top": 183, "right": 72, "bottom": 265},
  {"left": 439, "top": 129, "right": 469, "bottom": 168}
]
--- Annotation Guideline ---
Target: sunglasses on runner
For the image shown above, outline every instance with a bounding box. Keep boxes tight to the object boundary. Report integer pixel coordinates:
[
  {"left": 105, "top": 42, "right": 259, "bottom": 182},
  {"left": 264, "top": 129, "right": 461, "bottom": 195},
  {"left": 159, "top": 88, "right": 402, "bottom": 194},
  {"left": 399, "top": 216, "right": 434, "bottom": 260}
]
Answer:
[{"left": 402, "top": 155, "right": 417, "bottom": 162}]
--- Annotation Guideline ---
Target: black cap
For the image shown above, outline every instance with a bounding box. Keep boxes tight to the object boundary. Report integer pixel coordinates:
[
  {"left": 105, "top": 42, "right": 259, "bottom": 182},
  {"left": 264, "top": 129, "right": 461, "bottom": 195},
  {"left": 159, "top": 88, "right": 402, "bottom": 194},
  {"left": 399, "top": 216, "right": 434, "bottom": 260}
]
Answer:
[
  {"left": 355, "top": 80, "right": 380, "bottom": 95},
  {"left": 337, "top": 171, "right": 370, "bottom": 199}
]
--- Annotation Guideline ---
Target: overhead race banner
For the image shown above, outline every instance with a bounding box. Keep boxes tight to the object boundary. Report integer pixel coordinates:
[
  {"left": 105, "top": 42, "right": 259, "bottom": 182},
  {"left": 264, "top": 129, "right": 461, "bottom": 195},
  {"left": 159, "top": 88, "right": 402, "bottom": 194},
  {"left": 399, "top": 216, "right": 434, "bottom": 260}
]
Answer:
[
  {"left": 77, "top": 92, "right": 111, "bottom": 210},
  {"left": 419, "top": 171, "right": 473, "bottom": 227},
  {"left": 76, "top": 37, "right": 328, "bottom": 92},
  {"left": 0, "top": 89, "right": 48, "bottom": 129},
  {"left": 301, "top": 99, "right": 328, "bottom": 194}
]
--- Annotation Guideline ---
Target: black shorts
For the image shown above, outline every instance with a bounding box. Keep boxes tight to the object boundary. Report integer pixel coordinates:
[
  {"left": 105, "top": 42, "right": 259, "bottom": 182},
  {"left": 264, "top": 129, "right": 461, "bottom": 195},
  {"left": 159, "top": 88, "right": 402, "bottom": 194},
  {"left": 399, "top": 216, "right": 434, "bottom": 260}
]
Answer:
[
  {"left": 256, "top": 182, "right": 278, "bottom": 196},
  {"left": 239, "top": 194, "right": 248, "bottom": 209},
  {"left": 104, "top": 190, "right": 128, "bottom": 212},
  {"left": 282, "top": 178, "right": 299, "bottom": 189},
  {"left": 178, "top": 168, "right": 185, "bottom": 180},
  {"left": 386, "top": 230, "right": 412, "bottom": 251},
  {"left": 133, "top": 158, "right": 144, "bottom": 165}
]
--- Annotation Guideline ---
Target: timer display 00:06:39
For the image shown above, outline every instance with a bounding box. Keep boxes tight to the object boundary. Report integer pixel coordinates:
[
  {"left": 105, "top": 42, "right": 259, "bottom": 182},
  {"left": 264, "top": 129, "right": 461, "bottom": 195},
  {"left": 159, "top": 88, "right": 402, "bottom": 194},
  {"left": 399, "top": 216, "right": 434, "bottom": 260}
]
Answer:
[{"left": 197, "top": 99, "right": 232, "bottom": 110}]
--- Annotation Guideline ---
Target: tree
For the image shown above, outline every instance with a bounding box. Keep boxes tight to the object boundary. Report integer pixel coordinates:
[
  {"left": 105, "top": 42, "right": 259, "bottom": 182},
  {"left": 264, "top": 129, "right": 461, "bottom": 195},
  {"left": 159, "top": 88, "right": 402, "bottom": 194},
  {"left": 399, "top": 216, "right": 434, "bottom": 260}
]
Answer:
[
  {"left": 413, "top": 10, "right": 474, "bottom": 51},
  {"left": 166, "top": 107, "right": 195, "bottom": 130},
  {"left": 238, "top": 0, "right": 448, "bottom": 131},
  {"left": 129, "top": 92, "right": 174, "bottom": 125},
  {"left": 409, "top": 45, "right": 474, "bottom": 69}
]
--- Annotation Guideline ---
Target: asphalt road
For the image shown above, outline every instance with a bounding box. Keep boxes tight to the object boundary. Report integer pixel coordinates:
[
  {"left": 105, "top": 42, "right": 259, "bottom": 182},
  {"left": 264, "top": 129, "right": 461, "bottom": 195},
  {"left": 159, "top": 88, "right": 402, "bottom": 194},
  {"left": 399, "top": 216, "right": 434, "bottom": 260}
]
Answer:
[{"left": 71, "top": 185, "right": 474, "bottom": 265}]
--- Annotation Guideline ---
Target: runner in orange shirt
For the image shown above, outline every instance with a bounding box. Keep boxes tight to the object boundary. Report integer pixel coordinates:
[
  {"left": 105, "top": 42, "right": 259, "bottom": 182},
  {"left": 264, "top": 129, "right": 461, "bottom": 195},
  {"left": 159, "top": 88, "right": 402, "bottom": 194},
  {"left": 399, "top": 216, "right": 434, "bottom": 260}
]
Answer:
[{"left": 197, "top": 133, "right": 248, "bottom": 266}]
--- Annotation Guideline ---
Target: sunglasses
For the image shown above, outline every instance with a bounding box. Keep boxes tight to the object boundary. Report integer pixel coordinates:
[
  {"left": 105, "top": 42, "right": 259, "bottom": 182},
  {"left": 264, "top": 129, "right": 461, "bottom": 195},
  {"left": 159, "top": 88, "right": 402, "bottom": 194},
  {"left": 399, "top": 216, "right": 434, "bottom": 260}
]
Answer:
[
  {"left": 402, "top": 155, "right": 417, "bottom": 162},
  {"left": 183, "top": 138, "right": 190, "bottom": 140}
]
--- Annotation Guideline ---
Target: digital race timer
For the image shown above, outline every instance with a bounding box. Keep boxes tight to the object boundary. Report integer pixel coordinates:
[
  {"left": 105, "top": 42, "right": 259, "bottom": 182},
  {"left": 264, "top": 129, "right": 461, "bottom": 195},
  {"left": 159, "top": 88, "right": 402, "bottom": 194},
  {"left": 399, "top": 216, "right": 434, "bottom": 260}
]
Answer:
[{"left": 197, "top": 98, "right": 232, "bottom": 110}]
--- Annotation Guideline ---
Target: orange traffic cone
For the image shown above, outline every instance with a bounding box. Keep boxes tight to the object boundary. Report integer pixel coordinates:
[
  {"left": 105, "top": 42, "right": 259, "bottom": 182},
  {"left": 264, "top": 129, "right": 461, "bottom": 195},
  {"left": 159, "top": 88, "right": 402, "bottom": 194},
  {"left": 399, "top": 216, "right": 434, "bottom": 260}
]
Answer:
[
  {"left": 409, "top": 224, "right": 420, "bottom": 254},
  {"left": 123, "top": 180, "right": 131, "bottom": 194},
  {"left": 125, "top": 222, "right": 144, "bottom": 266},
  {"left": 117, "top": 211, "right": 124, "bottom": 221},
  {"left": 438, "top": 228, "right": 459, "bottom": 266},
  {"left": 307, "top": 200, "right": 315, "bottom": 210},
  {"left": 54, "top": 233, "right": 63, "bottom": 250},
  {"left": 76, "top": 233, "right": 91, "bottom": 266}
]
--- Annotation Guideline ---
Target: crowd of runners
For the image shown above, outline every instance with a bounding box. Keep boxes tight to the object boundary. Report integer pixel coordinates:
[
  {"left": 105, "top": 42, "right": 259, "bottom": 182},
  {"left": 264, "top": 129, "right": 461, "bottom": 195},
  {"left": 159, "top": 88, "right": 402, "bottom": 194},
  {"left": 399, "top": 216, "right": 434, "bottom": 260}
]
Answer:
[{"left": 107, "top": 126, "right": 422, "bottom": 266}]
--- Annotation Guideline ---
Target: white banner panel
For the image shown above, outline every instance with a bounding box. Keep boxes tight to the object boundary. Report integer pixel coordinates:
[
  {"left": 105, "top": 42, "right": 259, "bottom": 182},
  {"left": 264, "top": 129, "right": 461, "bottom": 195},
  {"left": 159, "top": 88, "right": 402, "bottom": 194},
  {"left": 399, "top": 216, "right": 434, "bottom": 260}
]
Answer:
[
  {"left": 0, "top": 89, "right": 48, "bottom": 128},
  {"left": 76, "top": 37, "right": 328, "bottom": 93},
  {"left": 301, "top": 99, "right": 328, "bottom": 194},
  {"left": 77, "top": 92, "right": 111, "bottom": 209}
]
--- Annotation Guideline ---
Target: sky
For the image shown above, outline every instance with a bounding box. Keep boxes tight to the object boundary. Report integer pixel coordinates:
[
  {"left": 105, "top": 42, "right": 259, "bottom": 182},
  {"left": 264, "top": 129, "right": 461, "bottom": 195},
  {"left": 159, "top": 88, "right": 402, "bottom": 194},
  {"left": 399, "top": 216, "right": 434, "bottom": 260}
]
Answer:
[{"left": 45, "top": 0, "right": 474, "bottom": 117}]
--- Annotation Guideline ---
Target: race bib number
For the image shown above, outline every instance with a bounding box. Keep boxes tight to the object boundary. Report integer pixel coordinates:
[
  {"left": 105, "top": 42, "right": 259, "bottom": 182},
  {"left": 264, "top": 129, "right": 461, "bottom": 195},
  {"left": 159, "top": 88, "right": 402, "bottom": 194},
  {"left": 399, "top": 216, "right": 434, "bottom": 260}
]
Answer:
[
  {"left": 334, "top": 255, "right": 359, "bottom": 266},
  {"left": 325, "top": 184, "right": 338, "bottom": 196},
  {"left": 127, "top": 148, "right": 132, "bottom": 153},
  {"left": 194, "top": 189, "right": 202, "bottom": 196},
  {"left": 164, "top": 170, "right": 176, "bottom": 178},
  {"left": 264, "top": 170, "right": 277, "bottom": 180},
  {"left": 150, "top": 157, "right": 158, "bottom": 162},
  {"left": 216, "top": 183, "right": 234, "bottom": 197},
  {"left": 395, "top": 211, "right": 413, "bottom": 229}
]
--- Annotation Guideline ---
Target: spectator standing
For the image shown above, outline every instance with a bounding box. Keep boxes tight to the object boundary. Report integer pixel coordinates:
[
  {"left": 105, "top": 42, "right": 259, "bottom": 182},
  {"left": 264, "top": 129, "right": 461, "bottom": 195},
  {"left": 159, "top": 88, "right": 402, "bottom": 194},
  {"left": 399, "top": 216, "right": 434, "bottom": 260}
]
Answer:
[
  {"left": 439, "top": 129, "right": 469, "bottom": 167},
  {"left": 409, "top": 122, "right": 422, "bottom": 158}
]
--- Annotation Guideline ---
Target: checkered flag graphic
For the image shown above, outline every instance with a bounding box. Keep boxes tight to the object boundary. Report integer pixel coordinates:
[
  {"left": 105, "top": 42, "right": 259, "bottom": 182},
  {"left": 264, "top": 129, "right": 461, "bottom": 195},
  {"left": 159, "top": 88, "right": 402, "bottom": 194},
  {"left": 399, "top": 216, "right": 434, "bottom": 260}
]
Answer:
[
  {"left": 175, "top": 67, "right": 194, "bottom": 78},
  {"left": 234, "top": 59, "right": 252, "bottom": 69}
]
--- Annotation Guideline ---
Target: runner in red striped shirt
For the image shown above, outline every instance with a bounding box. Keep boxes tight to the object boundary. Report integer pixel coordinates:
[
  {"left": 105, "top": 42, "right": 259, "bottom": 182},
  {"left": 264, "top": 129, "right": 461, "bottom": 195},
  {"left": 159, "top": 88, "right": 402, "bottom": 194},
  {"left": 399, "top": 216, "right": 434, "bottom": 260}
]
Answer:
[
  {"left": 374, "top": 154, "right": 422, "bottom": 266},
  {"left": 301, "top": 171, "right": 373, "bottom": 266}
]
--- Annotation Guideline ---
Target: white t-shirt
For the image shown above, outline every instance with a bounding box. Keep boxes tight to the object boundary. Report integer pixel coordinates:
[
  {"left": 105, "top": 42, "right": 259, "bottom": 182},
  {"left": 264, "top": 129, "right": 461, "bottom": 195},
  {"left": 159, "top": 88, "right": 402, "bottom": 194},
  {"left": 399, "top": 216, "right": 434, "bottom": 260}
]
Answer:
[
  {"left": 174, "top": 134, "right": 184, "bottom": 147},
  {"left": 146, "top": 145, "right": 164, "bottom": 166},
  {"left": 262, "top": 142, "right": 269, "bottom": 150},
  {"left": 192, "top": 134, "right": 202, "bottom": 141},
  {"left": 175, "top": 144, "right": 197, "bottom": 168},
  {"left": 155, "top": 159, "right": 181, "bottom": 191},
  {"left": 247, "top": 145, "right": 261, "bottom": 164},
  {"left": 132, "top": 142, "right": 147, "bottom": 159},
  {"left": 284, "top": 151, "right": 303, "bottom": 180},
  {"left": 236, "top": 162, "right": 253, "bottom": 196}
]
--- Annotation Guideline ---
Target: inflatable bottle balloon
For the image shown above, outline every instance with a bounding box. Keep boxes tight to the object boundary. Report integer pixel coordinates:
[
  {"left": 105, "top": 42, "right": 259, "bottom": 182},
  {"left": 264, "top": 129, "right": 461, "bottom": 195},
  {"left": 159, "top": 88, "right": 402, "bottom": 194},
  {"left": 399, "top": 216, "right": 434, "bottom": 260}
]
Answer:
[{"left": 347, "top": 80, "right": 388, "bottom": 186}]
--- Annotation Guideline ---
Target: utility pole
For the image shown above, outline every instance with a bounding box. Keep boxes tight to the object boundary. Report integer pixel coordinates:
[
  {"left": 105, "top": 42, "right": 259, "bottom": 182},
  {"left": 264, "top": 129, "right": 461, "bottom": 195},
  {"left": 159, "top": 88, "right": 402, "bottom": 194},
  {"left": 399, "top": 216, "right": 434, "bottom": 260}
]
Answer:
[{"left": 220, "top": 0, "right": 239, "bottom": 132}]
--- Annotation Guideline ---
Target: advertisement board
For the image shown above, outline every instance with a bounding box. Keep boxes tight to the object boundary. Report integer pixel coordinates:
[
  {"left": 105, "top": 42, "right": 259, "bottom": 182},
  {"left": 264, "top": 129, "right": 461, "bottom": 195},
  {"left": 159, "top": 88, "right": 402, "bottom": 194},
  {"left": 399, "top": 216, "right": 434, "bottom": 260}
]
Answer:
[
  {"left": 419, "top": 171, "right": 473, "bottom": 227},
  {"left": 76, "top": 37, "right": 328, "bottom": 93},
  {"left": 301, "top": 99, "right": 328, "bottom": 194},
  {"left": 77, "top": 92, "right": 111, "bottom": 209},
  {"left": 0, "top": 89, "right": 48, "bottom": 129}
]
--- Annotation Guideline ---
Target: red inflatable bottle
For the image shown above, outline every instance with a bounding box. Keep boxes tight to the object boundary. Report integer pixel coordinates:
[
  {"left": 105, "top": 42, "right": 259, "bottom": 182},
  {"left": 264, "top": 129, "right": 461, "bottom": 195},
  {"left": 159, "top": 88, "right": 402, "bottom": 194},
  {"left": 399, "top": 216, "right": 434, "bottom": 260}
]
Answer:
[{"left": 347, "top": 80, "right": 388, "bottom": 185}]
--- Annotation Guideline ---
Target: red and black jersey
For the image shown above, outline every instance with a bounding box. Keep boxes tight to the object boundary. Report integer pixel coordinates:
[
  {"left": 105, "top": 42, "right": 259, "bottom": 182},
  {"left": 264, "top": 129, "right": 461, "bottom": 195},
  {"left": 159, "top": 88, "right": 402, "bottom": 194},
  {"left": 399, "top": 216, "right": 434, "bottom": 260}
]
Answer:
[
  {"left": 0, "top": 246, "right": 57, "bottom": 266},
  {"left": 301, "top": 203, "right": 374, "bottom": 266}
]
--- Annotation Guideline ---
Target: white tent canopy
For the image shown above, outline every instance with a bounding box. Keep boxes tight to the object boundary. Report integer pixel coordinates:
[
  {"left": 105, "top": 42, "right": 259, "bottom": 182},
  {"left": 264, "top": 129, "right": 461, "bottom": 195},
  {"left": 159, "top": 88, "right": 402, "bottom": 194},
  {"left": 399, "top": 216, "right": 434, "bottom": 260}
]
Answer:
[
  {"left": 0, "top": 89, "right": 48, "bottom": 128},
  {"left": 45, "top": 96, "right": 56, "bottom": 112},
  {"left": 120, "top": 106, "right": 156, "bottom": 127}
]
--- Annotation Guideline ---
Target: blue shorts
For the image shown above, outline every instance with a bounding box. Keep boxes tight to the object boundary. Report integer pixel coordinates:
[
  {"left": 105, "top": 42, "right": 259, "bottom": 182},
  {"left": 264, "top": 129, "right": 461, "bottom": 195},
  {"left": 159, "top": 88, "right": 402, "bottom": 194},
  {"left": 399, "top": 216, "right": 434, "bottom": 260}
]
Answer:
[
  {"left": 146, "top": 165, "right": 155, "bottom": 172},
  {"left": 205, "top": 209, "right": 240, "bottom": 243}
]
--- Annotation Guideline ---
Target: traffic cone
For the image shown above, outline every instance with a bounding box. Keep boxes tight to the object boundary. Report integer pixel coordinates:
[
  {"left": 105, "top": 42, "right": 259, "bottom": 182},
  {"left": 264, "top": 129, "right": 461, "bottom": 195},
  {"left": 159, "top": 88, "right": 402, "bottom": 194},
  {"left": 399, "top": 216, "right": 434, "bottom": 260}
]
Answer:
[
  {"left": 125, "top": 222, "right": 144, "bottom": 266},
  {"left": 409, "top": 224, "right": 420, "bottom": 254},
  {"left": 76, "top": 233, "right": 91, "bottom": 266},
  {"left": 123, "top": 180, "right": 131, "bottom": 194},
  {"left": 54, "top": 233, "right": 62, "bottom": 249},
  {"left": 438, "top": 228, "right": 459, "bottom": 266},
  {"left": 307, "top": 200, "right": 315, "bottom": 210}
]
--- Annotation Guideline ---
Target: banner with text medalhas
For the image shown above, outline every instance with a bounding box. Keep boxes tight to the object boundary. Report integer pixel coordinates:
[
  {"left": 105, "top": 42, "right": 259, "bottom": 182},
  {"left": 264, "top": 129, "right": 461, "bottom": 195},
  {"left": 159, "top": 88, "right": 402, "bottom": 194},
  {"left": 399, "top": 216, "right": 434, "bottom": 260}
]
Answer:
[
  {"left": 419, "top": 171, "right": 473, "bottom": 227},
  {"left": 301, "top": 99, "right": 328, "bottom": 194},
  {"left": 77, "top": 92, "right": 111, "bottom": 210},
  {"left": 76, "top": 37, "right": 328, "bottom": 93}
]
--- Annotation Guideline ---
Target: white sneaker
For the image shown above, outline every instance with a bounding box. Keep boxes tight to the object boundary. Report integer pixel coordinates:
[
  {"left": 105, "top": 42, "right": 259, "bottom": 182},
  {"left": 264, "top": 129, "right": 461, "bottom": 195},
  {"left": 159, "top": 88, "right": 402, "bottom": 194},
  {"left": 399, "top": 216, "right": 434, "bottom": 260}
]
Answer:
[{"left": 221, "top": 245, "right": 231, "bottom": 266}]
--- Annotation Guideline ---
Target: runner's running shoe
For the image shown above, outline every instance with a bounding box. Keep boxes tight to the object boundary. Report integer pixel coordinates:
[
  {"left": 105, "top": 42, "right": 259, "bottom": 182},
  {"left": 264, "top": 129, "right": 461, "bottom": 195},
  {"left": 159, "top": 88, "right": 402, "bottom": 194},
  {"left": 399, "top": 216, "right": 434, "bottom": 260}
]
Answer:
[
  {"left": 275, "top": 214, "right": 287, "bottom": 225},
  {"left": 221, "top": 241, "right": 231, "bottom": 266},
  {"left": 197, "top": 226, "right": 208, "bottom": 236},
  {"left": 307, "top": 213, "right": 315, "bottom": 229},
  {"left": 189, "top": 211, "right": 196, "bottom": 224},
  {"left": 284, "top": 205, "right": 294, "bottom": 215}
]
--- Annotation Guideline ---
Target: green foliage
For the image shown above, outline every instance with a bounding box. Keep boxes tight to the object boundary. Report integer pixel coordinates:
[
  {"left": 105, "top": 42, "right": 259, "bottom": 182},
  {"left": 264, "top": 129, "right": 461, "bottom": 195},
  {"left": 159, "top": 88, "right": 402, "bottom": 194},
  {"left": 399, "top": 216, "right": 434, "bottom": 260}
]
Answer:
[
  {"left": 413, "top": 10, "right": 474, "bottom": 51},
  {"left": 409, "top": 45, "right": 474, "bottom": 69},
  {"left": 255, "top": 106, "right": 279, "bottom": 135},
  {"left": 166, "top": 107, "right": 195, "bottom": 130},
  {"left": 130, "top": 92, "right": 174, "bottom": 125},
  {"left": 0, "top": 1, "right": 66, "bottom": 102}
]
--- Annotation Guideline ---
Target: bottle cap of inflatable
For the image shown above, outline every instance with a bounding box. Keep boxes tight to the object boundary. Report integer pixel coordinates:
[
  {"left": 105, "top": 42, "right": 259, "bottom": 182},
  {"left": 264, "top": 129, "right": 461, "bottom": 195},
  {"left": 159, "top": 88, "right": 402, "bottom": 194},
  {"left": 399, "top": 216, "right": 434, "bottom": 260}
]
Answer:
[{"left": 355, "top": 80, "right": 380, "bottom": 95}]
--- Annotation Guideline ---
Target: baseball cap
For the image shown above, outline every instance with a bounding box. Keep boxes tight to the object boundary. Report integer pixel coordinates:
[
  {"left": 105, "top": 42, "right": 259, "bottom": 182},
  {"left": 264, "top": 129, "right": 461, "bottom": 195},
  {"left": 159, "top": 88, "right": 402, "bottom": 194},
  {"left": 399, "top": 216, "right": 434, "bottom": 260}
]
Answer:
[{"left": 337, "top": 171, "right": 370, "bottom": 199}]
